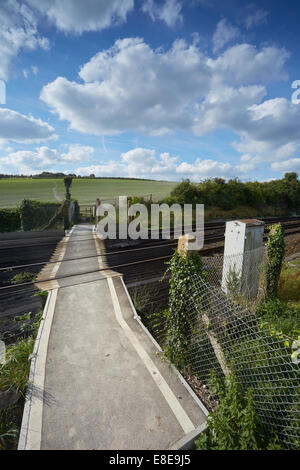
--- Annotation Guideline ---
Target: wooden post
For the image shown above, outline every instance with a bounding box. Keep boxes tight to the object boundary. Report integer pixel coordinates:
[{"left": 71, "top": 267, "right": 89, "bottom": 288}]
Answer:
[{"left": 177, "top": 233, "right": 196, "bottom": 256}]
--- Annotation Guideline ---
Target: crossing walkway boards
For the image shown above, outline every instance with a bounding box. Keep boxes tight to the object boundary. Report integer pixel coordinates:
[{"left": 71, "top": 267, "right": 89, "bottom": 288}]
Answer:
[{"left": 19, "top": 225, "right": 207, "bottom": 450}]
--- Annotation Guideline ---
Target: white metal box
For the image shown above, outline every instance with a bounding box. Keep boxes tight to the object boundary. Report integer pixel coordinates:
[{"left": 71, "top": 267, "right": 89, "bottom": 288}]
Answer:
[{"left": 221, "top": 219, "right": 265, "bottom": 298}]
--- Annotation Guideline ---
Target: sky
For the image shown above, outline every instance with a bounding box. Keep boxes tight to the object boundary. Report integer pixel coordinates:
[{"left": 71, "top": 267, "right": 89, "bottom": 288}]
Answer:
[{"left": 0, "top": 0, "right": 300, "bottom": 182}]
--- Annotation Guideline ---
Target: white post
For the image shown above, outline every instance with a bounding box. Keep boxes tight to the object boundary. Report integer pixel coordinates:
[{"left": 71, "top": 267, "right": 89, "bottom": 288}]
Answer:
[{"left": 221, "top": 219, "right": 265, "bottom": 298}]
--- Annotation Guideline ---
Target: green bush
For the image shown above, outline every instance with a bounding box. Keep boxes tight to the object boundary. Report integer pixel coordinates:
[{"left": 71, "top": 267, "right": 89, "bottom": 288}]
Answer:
[
  {"left": 73, "top": 199, "right": 81, "bottom": 224},
  {"left": 229, "top": 333, "right": 299, "bottom": 448},
  {"left": 10, "top": 272, "right": 36, "bottom": 285},
  {"left": 256, "top": 298, "right": 300, "bottom": 338},
  {"left": 0, "top": 208, "right": 21, "bottom": 233},
  {"left": 266, "top": 224, "right": 285, "bottom": 300},
  {"left": 170, "top": 179, "right": 200, "bottom": 205},
  {"left": 196, "top": 371, "right": 280, "bottom": 450},
  {"left": 166, "top": 172, "right": 300, "bottom": 215},
  {"left": 164, "top": 250, "right": 206, "bottom": 370},
  {"left": 20, "top": 199, "right": 60, "bottom": 231}
]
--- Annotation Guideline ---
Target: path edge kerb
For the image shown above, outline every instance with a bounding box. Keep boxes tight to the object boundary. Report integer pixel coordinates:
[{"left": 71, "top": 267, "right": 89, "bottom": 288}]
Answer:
[
  {"left": 18, "top": 288, "right": 58, "bottom": 450},
  {"left": 120, "top": 277, "right": 209, "bottom": 448},
  {"left": 17, "top": 228, "right": 74, "bottom": 450}
]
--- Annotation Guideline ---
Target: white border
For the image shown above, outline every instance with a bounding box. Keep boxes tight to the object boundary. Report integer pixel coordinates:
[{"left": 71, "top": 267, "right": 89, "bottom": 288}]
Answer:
[{"left": 18, "top": 289, "right": 58, "bottom": 450}]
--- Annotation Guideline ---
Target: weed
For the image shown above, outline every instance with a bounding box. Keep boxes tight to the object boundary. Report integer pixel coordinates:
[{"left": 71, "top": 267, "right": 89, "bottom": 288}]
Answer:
[
  {"left": 10, "top": 272, "right": 36, "bottom": 285},
  {"left": 196, "top": 371, "right": 279, "bottom": 450},
  {"left": 0, "top": 337, "right": 34, "bottom": 395}
]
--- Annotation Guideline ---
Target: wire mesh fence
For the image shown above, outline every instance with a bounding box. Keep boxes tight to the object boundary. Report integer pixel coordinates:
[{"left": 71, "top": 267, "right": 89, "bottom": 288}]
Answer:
[
  {"left": 132, "top": 247, "right": 300, "bottom": 449},
  {"left": 133, "top": 248, "right": 267, "bottom": 342},
  {"left": 184, "top": 272, "right": 300, "bottom": 449}
]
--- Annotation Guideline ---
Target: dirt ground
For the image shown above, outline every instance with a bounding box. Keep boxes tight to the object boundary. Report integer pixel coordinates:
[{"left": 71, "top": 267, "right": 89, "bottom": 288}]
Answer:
[{"left": 183, "top": 373, "right": 219, "bottom": 412}]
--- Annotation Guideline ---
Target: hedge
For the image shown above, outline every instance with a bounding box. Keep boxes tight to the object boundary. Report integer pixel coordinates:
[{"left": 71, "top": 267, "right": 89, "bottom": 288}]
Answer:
[
  {"left": 20, "top": 199, "right": 61, "bottom": 231},
  {"left": 0, "top": 199, "right": 80, "bottom": 233},
  {"left": 73, "top": 199, "right": 81, "bottom": 224},
  {"left": 0, "top": 208, "right": 21, "bottom": 233}
]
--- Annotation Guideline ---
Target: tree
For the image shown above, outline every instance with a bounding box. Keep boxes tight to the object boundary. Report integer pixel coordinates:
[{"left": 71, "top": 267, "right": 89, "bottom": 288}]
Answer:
[{"left": 284, "top": 172, "right": 298, "bottom": 183}]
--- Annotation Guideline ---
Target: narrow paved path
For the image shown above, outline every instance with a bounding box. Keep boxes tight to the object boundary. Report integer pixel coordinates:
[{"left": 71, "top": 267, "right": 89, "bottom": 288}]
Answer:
[{"left": 19, "top": 225, "right": 207, "bottom": 450}]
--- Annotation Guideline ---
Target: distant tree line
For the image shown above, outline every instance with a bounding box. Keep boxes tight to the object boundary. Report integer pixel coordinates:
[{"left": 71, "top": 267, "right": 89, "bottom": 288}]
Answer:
[
  {"left": 0, "top": 171, "right": 156, "bottom": 181},
  {"left": 166, "top": 173, "right": 300, "bottom": 214}
]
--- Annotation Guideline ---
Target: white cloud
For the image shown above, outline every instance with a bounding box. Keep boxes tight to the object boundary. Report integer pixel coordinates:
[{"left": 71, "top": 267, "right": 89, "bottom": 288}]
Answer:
[
  {"left": 38, "top": 34, "right": 300, "bottom": 174},
  {"left": 208, "top": 44, "right": 289, "bottom": 85},
  {"left": 23, "top": 65, "right": 39, "bottom": 78},
  {"left": 231, "top": 98, "right": 300, "bottom": 163},
  {"left": 271, "top": 159, "right": 300, "bottom": 172},
  {"left": 0, "top": 0, "right": 49, "bottom": 80},
  {"left": 31, "top": 65, "right": 39, "bottom": 75},
  {"left": 61, "top": 144, "right": 94, "bottom": 162},
  {"left": 41, "top": 37, "right": 289, "bottom": 140},
  {"left": 121, "top": 147, "right": 179, "bottom": 177},
  {"left": 0, "top": 0, "right": 135, "bottom": 80},
  {"left": 27, "top": 0, "right": 134, "bottom": 34},
  {"left": 142, "top": 0, "right": 183, "bottom": 27},
  {"left": 191, "top": 81, "right": 300, "bottom": 167},
  {"left": 121, "top": 147, "right": 155, "bottom": 165},
  {"left": 192, "top": 83, "right": 267, "bottom": 136},
  {"left": 0, "top": 146, "right": 59, "bottom": 174},
  {"left": 212, "top": 18, "right": 240, "bottom": 53},
  {"left": 0, "top": 142, "right": 256, "bottom": 183},
  {"left": 243, "top": 7, "right": 269, "bottom": 30},
  {"left": 0, "top": 108, "right": 56, "bottom": 143},
  {"left": 235, "top": 162, "right": 256, "bottom": 173},
  {"left": 76, "top": 147, "right": 255, "bottom": 181},
  {"left": 77, "top": 147, "right": 177, "bottom": 179},
  {"left": 41, "top": 38, "right": 211, "bottom": 136},
  {"left": 0, "top": 144, "right": 94, "bottom": 174},
  {"left": 76, "top": 162, "right": 125, "bottom": 178},
  {"left": 176, "top": 158, "right": 232, "bottom": 178}
]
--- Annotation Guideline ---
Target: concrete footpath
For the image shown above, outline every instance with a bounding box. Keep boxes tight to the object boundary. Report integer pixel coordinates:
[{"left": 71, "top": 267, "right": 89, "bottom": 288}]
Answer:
[{"left": 19, "top": 225, "right": 207, "bottom": 450}]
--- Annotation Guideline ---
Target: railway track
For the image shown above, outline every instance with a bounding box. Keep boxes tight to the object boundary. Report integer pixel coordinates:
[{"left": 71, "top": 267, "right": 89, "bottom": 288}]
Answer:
[
  {"left": 102, "top": 218, "right": 300, "bottom": 285},
  {"left": 2, "top": 216, "right": 300, "bottom": 270},
  {"left": 1, "top": 216, "right": 300, "bottom": 286},
  {"left": 1, "top": 215, "right": 300, "bottom": 342},
  {"left": 0, "top": 230, "right": 63, "bottom": 343}
]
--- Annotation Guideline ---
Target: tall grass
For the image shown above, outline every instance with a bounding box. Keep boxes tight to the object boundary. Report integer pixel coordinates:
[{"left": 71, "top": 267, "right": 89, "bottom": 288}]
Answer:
[
  {"left": 0, "top": 337, "right": 35, "bottom": 450},
  {"left": 278, "top": 262, "right": 300, "bottom": 303},
  {"left": 0, "top": 337, "right": 35, "bottom": 395},
  {"left": 0, "top": 296, "right": 44, "bottom": 450}
]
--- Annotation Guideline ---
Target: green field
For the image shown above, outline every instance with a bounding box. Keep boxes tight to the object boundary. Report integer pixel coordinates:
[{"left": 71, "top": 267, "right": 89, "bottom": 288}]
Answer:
[{"left": 0, "top": 178, "right": 177, "bottom": 208}]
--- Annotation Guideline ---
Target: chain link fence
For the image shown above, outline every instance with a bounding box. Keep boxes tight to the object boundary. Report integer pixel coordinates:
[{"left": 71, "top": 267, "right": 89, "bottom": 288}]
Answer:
[
  {"left": 133, "top": 248, "right": 300, "bottom": 449},
  {"left": 176, "top": 249, "right": 299, "bottom": 449},
  {"left": 184, "top": 270, "right": 299, "bottom": 449}
]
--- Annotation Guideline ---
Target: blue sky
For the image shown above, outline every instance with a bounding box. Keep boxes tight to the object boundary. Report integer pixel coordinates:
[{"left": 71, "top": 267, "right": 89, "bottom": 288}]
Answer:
[{"left": 0, "top": 0, "right": 300, "bottom": 182}]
